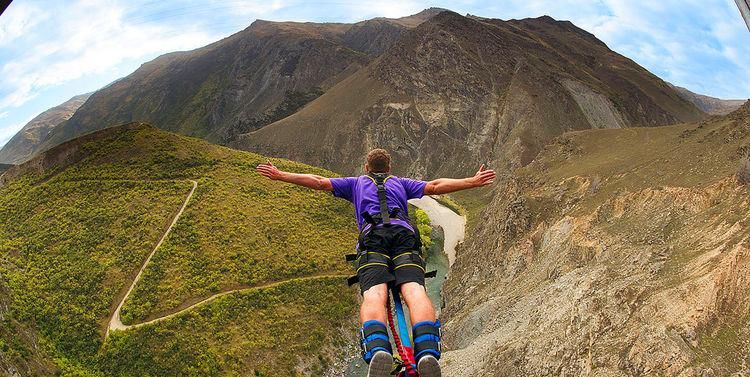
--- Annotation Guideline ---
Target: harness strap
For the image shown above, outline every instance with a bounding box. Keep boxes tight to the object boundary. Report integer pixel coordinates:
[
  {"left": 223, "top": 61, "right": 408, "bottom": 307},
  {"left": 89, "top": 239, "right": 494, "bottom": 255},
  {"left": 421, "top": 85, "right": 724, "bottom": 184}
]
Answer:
[
  {"left": 368, "top": 173, "right": 392, "bottom": 225},
  {"left": 412, "top": 320, "right": 442, "bottom": 361},
  {"left": 360, "top": 320, "right": 392, "bottom": 363},
  {"left": 355, "top": 251, "right": 391, "bottom": 272},
  {"left": 393, "top": 251, "right": 425, "bottom": 272}
]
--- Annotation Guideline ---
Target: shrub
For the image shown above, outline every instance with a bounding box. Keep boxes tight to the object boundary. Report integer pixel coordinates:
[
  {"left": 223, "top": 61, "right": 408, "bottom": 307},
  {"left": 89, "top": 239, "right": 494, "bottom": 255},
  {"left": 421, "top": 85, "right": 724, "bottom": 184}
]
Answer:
[{"left": 738, "top": 151, "right": 750, "bottom": 185}]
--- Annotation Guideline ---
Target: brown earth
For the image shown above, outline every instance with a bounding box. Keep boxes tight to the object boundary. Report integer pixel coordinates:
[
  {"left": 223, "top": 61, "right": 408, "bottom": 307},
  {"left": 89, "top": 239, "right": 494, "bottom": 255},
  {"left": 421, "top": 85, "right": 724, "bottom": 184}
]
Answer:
[
  {"left": 236, "top": 11, "right": 705, "bottom": 178},
  {"left": 440, "top": 101, "right": 750, "bottom": 376}
]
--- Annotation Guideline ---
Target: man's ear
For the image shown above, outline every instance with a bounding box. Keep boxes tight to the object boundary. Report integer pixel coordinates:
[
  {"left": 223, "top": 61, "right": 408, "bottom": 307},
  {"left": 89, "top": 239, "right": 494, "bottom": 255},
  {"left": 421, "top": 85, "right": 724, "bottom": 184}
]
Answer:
[{"left": 364, "top": 163, "right": 370, "bottom": 173}]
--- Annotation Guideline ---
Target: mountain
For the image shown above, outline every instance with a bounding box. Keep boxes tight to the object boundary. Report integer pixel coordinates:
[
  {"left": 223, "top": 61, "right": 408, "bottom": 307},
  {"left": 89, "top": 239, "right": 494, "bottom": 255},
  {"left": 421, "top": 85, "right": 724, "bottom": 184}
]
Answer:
[
  {"left": 440, "top": 101, "right": 750, "bottom": 375},
  {"left": 669, "top": 83, "right": 746, "bottom": 115},
  {"left": 235, "top": 11, "right": 705, "bottom": 177},
  {"left": 0, "top": 123, "right": 359, "bottom": 376},
  {"left": 0, "top": 93, "right": 90, "bottom": 164},
  {"left": 0, "top": 163, "right": 12, "bottom": 173},
  {"left": 33, "top": 9, "right": 443, "bottom": 157}
]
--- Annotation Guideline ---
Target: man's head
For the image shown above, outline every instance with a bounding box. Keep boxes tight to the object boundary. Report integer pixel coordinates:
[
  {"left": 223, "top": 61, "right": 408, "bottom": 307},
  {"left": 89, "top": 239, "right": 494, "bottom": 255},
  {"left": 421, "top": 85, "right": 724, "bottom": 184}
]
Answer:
[{"left": 365, "top": 148, "right": 391, "bottom": 173}]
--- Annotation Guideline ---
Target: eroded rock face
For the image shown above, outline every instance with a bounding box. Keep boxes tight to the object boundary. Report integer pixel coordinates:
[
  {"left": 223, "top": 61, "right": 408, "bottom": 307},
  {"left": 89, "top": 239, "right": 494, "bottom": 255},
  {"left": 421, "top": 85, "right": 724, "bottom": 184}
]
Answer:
[
  {"left": 443, "top": 177, "right": 750, "bottom": 376},
  {"left": 239, "top": 11, "right": 704, "bottom": 178},
  {"left": 440, "top": 108, "right": 750, "bottom": 376}
]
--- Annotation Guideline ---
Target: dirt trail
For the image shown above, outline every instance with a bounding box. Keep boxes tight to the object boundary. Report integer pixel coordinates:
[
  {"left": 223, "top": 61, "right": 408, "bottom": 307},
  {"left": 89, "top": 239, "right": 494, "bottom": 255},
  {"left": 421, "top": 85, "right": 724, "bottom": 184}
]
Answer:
[
  {"left": 119, "top": 274, "right": 348, "bottom": 331},
  {"left": 106, "top": 180, "right": 197, "bottom": 337},
  {"left": 106, "top": 180, "right": 348, "bottom": 337},
  {"left": 409, "top": 196, "right": 466, "bottom": 267}
]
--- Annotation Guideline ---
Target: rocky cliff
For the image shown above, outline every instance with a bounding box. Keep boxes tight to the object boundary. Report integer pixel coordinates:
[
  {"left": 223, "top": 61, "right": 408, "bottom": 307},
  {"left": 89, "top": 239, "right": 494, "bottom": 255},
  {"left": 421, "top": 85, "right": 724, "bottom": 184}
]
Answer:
[
  {"left": 236, "top": 11, "right": 705, "bottom": 178},
  {"left": 33, "top": 10, "right": 442, "bottom": 157},
  {"left": 441, "top": 101, "right": 750, "bottom": 376}
]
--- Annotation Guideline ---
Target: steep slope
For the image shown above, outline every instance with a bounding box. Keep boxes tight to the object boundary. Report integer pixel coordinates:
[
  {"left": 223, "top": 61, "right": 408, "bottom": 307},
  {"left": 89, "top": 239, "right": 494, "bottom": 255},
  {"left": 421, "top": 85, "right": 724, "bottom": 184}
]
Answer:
[
  {"left": 0, "top": 93, "right": 90, "bottom": 164},
  {"left": 0, "top": 123, "right": 359, "bottom": 376},
  {"left": 237, "top": 11, "right": 705, "bottom": 177},
  {"left": 440, "top": 101, "right": 750, "bottom": 376},
  {"left": 669, "top": 83, "right": 746, "bottom": 115},
  {"left": 34, "top": 10, "right": 440, "bottom": 158}
]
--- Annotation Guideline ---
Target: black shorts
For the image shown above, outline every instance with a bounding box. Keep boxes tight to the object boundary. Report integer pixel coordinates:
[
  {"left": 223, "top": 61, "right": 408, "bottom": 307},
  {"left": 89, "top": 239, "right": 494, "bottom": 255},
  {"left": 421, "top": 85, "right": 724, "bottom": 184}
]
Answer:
[{"left": 356, "top": 225, "right": 425, "bottom": 293}]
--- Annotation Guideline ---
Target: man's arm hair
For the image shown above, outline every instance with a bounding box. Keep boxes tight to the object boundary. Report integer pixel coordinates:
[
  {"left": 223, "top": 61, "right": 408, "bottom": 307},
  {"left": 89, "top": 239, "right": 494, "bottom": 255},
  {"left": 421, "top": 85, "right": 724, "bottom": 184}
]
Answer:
[
  {"left": 423, "top": 164, "right": 496, "bottom": 195},
  {"left": 256, "top": 160, "right": 333, "bottom": 191}
]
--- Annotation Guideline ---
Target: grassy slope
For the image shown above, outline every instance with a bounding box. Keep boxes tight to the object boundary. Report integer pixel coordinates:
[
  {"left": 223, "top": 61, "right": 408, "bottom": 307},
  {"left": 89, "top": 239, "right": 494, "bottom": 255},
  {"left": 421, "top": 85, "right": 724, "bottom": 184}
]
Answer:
[{"left": 0, "top": 123, "right": 359, "bottom": 376}]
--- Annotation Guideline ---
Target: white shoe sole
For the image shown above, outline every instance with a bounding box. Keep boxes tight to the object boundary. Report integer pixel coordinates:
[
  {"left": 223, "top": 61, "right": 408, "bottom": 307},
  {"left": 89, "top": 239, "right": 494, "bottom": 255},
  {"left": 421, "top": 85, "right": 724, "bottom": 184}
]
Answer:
[
  {"left": 418, "top": 355, "right": 442, "bottom": 377},
  {"left": 367, "top": 351, "right": 393, "bottom": 377}
]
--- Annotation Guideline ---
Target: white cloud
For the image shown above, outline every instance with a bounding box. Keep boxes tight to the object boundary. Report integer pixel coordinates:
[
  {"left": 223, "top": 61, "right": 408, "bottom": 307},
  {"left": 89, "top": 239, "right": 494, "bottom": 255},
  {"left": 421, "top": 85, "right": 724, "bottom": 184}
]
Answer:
[
  {"left": 0, "top": 111, "right": 8, "bottom": 119},
  {"left": 0, "top": 0, "right": 220, "bottom": 112},
  {"left": 340, "top": 0, "right": 426, "bottom": 21},
  {"left": 0, "top": 2, "right": 46, "bottom": 46}
]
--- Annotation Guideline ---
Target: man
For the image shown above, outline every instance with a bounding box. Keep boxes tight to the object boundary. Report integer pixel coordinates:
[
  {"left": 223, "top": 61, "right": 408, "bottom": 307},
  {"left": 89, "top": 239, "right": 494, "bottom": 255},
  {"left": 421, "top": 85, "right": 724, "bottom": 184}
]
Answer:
[{"left": 256, "top": 149, "right": 496, "bottom": 377}]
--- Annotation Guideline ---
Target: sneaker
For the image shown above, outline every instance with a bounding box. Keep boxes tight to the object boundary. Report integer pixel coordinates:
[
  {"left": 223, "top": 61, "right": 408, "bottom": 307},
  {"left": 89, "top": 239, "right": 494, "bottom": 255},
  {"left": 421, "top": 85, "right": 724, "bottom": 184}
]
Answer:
[
  {"left": 367, "top": 350, "right": 393, "bottom": 377},
  {"left": 417, "top": 355, "right": 441, "bottom": 377}
]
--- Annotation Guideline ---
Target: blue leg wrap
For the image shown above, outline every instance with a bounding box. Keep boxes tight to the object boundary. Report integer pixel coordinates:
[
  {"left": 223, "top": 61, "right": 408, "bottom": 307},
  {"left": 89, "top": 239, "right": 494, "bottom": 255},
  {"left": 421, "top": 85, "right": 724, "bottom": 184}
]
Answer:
[
  {"left": 360, "top": 320, "right": 392, "bottom": 363},
  {"left": 412, "top": 320, "right": 441, "bottom": 361}
]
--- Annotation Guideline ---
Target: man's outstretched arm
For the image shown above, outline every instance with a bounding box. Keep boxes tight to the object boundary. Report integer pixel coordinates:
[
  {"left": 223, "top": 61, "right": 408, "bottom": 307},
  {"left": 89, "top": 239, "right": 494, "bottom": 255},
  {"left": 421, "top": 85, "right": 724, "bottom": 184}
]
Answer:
[
  {"left": 256, "top": 160, "right": 333, "bottom": 191},
  {"left": 423, "top": 164, "right": 496, "bottom": 195}
]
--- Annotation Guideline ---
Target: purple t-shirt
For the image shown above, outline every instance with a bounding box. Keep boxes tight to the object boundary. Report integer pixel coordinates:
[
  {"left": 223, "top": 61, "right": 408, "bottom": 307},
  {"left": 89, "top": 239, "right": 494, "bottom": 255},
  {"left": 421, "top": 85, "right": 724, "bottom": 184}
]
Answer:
[{"left": 330, "top": 175, "right": 427, "bottom": 231}]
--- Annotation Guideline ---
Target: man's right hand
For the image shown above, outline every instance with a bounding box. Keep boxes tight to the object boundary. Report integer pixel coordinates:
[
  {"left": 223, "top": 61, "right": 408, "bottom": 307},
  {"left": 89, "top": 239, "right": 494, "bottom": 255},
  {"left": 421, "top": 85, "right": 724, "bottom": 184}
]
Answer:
[
  {"left": 256, "top": 160, "right": 283, "bottom": 180},
  {"left": 470, "top": 164, "right": 496, "bottom": 187}
]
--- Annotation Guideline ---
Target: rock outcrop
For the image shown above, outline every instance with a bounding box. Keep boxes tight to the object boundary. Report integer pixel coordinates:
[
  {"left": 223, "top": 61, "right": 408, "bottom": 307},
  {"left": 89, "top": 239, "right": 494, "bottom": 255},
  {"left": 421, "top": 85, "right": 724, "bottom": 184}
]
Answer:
[
  {"left": 237, "top": 11, "right": 705, "bottom": 178},
  {"left": 441, "top": 103, "right": 750, "bottom": 376}
]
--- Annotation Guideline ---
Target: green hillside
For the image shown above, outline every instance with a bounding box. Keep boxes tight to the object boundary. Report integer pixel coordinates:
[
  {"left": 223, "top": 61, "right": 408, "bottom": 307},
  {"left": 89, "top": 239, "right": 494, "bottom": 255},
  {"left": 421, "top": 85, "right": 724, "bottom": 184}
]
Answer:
[{"left": 0, "top": 123, "right": 359, "bottom": 376}]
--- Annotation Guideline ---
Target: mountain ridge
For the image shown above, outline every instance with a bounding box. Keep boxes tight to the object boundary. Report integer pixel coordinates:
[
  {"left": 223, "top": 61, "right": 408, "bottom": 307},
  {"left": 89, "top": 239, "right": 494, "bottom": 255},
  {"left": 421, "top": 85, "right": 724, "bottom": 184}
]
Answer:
[
  {"left": 29, "top": 10, "right": 442, "bottom": 160},
  {"left": 668, "top": 83, "right": 746, "bottom": 115},
  {"left": 0, "top": 93, "right": 91, "bottom": 164},
  {"left": 237, "top": 10, "right": 704, "bottom": 177}
]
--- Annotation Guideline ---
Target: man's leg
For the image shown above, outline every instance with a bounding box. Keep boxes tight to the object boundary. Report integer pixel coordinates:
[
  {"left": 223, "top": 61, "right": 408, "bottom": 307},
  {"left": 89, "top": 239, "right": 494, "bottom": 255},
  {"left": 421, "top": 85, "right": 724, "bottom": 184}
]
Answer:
[
  {"left": 361, "top": 283, "right": 388, "bottom": 323},
  {"left": 399, "top": 282, "right": 435, "bottom": 324},
  {"left": 399, "top": 280, "right": 441, "bottom": 377},
  {"left": 358, "top": 283, "right": 392, "bottom": 377}
]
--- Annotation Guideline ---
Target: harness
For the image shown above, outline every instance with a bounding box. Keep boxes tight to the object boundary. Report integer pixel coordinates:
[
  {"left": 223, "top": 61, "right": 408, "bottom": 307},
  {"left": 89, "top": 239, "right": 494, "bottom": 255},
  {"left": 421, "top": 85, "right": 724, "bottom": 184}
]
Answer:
[
  {"left": 345, "top": 173, "right": 441, "bottom": 376},
  {"left": 346, "top": 173, "right": 430, "bottom": 286}
]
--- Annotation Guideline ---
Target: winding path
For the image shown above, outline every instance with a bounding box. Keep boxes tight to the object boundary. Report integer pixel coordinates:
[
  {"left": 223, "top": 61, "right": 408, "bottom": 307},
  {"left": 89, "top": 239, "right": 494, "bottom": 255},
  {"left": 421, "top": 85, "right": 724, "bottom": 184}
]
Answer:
[
  {"left": 105, "top": 180, "right": 348, "bottom": 337},
  {"left": 106, "top": 180, "right": 197, "bottom": 337}
]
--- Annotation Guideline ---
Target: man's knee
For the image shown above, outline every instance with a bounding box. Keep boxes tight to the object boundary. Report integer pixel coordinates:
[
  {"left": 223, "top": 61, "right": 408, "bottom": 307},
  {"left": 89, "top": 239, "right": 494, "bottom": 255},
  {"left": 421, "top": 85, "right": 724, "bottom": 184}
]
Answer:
[
  {"left": 362, "top": 283, "right": 388, "bottom": 305},
  {"left": 399, "top": 282, "right": 427, "bottom": 301}
]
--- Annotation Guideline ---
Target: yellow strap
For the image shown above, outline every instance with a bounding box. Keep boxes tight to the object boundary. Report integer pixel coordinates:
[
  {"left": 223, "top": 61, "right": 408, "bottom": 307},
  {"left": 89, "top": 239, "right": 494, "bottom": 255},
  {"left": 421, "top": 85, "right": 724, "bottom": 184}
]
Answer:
[
  {"left": 357, "top": 262, "right": 390, "bottom": 272},
  {"left": 394, "top": 263, "right": 425, "bottom": 272},
  {"left": 364, "top": 174, "right": 393, "bottom": 185},
  {"left": 364, "top": 251, "right": 391, "bottom": 260},
  {"left": 393, "top": 252, "right": 418, "bottom": 260}
]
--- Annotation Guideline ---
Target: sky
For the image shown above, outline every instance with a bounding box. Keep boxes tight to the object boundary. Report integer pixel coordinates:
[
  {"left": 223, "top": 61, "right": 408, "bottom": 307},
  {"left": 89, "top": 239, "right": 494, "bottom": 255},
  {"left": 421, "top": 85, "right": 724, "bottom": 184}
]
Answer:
[{"left": 1, "top": 0, "right": 749, "bottom": 149}]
